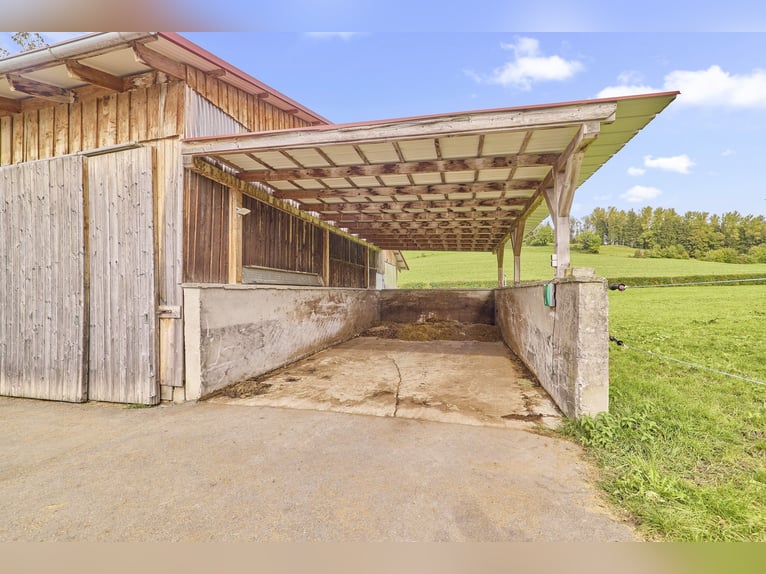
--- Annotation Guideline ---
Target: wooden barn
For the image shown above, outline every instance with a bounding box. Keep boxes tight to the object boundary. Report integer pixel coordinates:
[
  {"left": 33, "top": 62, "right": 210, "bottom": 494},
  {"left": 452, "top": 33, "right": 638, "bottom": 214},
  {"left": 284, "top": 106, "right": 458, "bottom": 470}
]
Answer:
[{"left": 0, "top": 32, "right": 675, "bottom": 417}]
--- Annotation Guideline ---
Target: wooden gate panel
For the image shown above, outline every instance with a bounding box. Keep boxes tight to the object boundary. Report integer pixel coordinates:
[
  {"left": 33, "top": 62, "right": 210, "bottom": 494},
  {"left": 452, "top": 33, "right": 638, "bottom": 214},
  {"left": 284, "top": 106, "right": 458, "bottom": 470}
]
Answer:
[
  {"left": 87, "top": 148, "right": 158, "bottom": 404},
  {"left": 0, "top": 157, "right": 87, "bottom": 402}
]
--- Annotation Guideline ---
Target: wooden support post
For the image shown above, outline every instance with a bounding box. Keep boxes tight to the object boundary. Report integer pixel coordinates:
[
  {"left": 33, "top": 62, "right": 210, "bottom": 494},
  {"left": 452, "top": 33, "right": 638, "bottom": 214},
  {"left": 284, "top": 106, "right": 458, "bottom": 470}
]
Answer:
[
  {"left": 496, "top": 242, "right": 505, "bottom": 288},
  {"left": 364, "top": 245, "right": 370, "bottom": 289},
  {"left": 227, "top": 187, "right": 243, "bottom": 284},
  {"left": 511, "top": 219, "right": 526, "bottom": 284},
  {"left": 322, "top": 228, "right": 330, "bottom": 286}
]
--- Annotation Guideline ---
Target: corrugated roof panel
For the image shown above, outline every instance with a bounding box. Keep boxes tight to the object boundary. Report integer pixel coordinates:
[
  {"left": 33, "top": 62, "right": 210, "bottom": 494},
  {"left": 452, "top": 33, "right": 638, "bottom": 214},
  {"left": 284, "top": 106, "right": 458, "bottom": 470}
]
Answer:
[
  {"left": 411, "top": 172, "right": 442, "bottom": 185},
  {"left": 477, "top": 168, "right": 511, "bottom": 182},
  {"left": 444, "top": 170, "right": 475, "bottom": 183},
  {"left": 514, "top": 166, "right": 551, "bottom": 180},
  {"left": 398, "top": 138, "right": 437, "bottom": 161},
  {"left": 293, "top": 179, "right": 324, "bottom": 189},
  {"left": 439, "top": 135, "right": 480, "bottom": 159},
  {"left": 358, "top": 142, "right": 399, "bottom": 163},
  {"left": 251, "top": 150, "right": 299, "bottom": 169},
  {"left": 525, "top": 126, "right": 579, "bottom": 153},
  {"left": 286, "top": 148, "right": 330, "bottom": 168},
  {"left": 483, "top": 131, "right": 526, "bottom": 156},
  {"left": 321, "top": 145, "right": 364, "bottom": 165},
  {"left": 379, "top": 174, "right": 410, "bottom": 186},
  {"left": 348, "top": 176, "right": 381, "bottom": 187}
]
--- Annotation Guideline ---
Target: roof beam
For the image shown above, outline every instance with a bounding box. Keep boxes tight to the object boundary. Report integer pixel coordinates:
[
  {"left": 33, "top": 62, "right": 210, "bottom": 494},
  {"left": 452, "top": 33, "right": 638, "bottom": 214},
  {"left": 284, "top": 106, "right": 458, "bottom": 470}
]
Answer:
[
  {"left": 327, "top": 214, "right": 519, "bottom": 226},
  {"left": 272, "top": 181, "right": 536, "bottom": 200},
  {"left": 181, "top": 101, "right": 619, "bottom": 156},
  {"left": 342, "top": 220, "right": 512, "bottom": 230},
  {"left": 239, "top": 154, "right": 557, "bottom": 182},
  {"left": 310, "top": 197, "right": 527, "bottom": 214},
  {"left": 133, "top": 42, "right": 186, "bottom": 80},
  {"left": 5, "top": 73, "right": 75, "bottom": 104},
  {"left": 65, "top": 59, "right": 126, "bottom": 92},
  {"left": 0, "top": 96, "right": 21, "bottom": 114}
]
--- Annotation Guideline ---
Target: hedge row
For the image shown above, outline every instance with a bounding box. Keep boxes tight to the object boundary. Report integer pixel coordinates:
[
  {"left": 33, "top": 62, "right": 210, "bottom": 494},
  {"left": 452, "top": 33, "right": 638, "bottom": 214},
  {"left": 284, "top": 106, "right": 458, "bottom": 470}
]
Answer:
[{"left": 400, "top": 273, "right": 766, "bottom": 290}]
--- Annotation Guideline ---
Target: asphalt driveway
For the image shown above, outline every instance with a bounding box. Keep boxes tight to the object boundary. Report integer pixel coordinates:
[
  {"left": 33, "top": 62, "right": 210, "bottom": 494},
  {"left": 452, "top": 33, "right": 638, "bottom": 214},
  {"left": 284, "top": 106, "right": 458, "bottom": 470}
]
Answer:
[{"left": 0, "top": 396, "right": 634, "bottom": 541}]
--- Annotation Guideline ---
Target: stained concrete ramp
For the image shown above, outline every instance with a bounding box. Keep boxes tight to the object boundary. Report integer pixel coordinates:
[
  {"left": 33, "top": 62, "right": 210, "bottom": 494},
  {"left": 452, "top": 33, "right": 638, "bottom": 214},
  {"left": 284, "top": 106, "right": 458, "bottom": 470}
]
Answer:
[{"left": 208, "top": 337, "right": 561, "bottom": 429}]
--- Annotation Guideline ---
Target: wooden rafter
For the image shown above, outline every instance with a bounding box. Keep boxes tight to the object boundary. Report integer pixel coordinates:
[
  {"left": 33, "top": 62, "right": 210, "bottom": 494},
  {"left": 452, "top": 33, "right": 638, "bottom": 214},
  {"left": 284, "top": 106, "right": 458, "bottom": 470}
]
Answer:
[
  {"left": 5, "top": 73, "right": 75, "bottom": 104},
  {"left": 239, "top": 154, "right": 557, "bottom": 182},
  {"left": 132, "top": 42, "right": 186, "bottom": 80},
  {"left": 271, "top": 181, "right": 536, "bottom": 201},
  {"left": 328, "top": 211, "right": 520, "bottom": 223},
  {"left": 65, "top": 60, "right": 126, "bottom": 92}
]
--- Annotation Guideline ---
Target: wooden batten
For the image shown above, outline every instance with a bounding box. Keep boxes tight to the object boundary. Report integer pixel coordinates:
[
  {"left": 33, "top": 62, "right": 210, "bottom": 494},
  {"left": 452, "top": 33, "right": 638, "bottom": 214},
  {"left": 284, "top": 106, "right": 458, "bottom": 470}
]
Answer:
[
  {"left": 65, "top": 60, "right": 126, "bottom": 92},
  {"left": 187, "top": 157, "right": 378, "bottom": 252},
  {"left": 0, "top": 96, "right": 21, "bottom": 114}
]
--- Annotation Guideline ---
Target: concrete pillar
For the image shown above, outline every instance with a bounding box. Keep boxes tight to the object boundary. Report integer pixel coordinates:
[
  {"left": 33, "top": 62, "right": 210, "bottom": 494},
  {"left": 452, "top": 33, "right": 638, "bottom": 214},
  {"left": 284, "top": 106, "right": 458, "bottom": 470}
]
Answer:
[{"left": 496, "top": 243, "right": 505, "bottom": 288}]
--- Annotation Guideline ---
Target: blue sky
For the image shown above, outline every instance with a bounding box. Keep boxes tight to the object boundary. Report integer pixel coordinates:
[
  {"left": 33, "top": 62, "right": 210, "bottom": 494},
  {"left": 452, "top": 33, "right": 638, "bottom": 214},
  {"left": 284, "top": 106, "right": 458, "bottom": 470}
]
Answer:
[
  {"left": 3, "top": 27, "right": 765, "bottom": 218},
  {"left": 185, "top": 32, "right": 766, "bottom": 219}
]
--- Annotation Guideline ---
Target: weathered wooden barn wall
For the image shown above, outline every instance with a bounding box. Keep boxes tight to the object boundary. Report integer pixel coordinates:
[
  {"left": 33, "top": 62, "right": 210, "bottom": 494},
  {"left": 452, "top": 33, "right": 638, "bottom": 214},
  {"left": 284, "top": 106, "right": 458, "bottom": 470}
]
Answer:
[
  {"left": 87, "top": 148, "right": 158, "bottom": 404},
  {"left": 0, "top": 61, "right": 323, "bottom": 402},
  {"left": 241, "top": 194, "right": 323, "bottom": 274},
  {"left": 183, "top": 170, "right": 230, "bottom": 283},
  {"left": 0, "top": 156, "right": 87, "bottom": 402},
  {"left": 330, "top": 234, "right": 368, "bottom": 288}
]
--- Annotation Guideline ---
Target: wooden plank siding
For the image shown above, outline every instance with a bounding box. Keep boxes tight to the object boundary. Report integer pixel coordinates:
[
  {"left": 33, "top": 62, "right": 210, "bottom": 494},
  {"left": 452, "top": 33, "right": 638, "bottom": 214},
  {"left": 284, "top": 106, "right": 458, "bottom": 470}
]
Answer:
[
  {"left": 329, "top": 233, "right": 368, "bottom": 288},
  {"left": 86, "top": 148, "right": 158, "bottom": 404},
  {"left": 241, "top": 194, "right": 323, "bottom": 275},
  {"left": 183, "top": 171, "right": 229, "bottom": 283},
  {"left": 0, "top": 157, "right": 87, "bottom": 402}
]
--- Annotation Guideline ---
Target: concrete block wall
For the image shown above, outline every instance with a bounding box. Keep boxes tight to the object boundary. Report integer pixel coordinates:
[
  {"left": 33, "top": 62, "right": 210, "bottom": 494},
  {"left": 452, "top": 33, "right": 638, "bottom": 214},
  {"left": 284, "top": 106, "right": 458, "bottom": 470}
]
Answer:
[
  {"left": 380, "top": 289, "right": 495, "bottom": 324},
  {"left": 495, "top": 278, "right": 609, "bottom": 418},
  {"left": 183, "top": 285, "right": 380, "bottom": 399}
]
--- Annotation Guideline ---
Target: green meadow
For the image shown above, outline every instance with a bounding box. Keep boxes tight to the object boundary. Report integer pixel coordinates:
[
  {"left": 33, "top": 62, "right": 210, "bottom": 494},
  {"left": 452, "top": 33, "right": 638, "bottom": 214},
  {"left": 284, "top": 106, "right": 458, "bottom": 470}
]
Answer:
[
  {"left": 399, "top": 246, "right": 766, "bottom": 540},
  {"left": 399, "top": 245, "right": 766, "bottom": 287}
]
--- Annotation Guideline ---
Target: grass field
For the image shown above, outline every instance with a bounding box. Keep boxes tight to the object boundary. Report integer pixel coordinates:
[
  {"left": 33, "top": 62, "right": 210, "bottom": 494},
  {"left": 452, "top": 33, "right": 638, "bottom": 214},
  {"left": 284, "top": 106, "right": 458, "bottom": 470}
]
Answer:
[
  {"left": 399, "top": 247, "right": 766, "bottom": 540},
  {"left": 566, "top": 285, "right": 766, "bottom": 541},
  {"left": 399, "top": 245, "right": 766, "bottom": 287}
]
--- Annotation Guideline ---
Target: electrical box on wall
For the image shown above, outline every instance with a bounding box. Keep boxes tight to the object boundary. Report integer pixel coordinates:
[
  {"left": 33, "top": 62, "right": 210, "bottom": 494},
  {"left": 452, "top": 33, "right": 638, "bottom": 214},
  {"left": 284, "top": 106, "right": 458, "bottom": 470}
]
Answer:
[
  {"left": 550, "top": 254, "right": 558, "bottom": 268},
  {"left": 543, "top": 283, "right": 556, "bottom": 307}
]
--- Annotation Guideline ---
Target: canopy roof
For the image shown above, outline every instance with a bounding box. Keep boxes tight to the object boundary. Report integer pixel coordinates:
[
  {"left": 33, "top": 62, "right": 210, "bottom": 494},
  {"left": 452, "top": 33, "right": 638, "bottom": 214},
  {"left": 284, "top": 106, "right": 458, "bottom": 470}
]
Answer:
[{"left": 183, "top": 92, "right": 677, "bottom": 252}]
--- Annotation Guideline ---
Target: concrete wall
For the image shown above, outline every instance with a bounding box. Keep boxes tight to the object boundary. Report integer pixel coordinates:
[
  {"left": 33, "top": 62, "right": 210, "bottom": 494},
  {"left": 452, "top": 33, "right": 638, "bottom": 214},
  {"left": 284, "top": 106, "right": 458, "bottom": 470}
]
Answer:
[
  {"left": 380, "top": 289, "right": 495, "bottom": 324},
  {"left": 184, "top": 286, "right": 380, "bottom": 399},
  {"left": 495, "top": 277, "right": 609, "bottom": 418}
]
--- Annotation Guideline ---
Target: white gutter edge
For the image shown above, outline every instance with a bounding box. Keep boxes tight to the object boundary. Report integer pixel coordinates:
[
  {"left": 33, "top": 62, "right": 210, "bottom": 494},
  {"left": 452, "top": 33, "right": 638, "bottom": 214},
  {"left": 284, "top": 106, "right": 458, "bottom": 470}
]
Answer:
[{"left": 0, "top": 32, "right": 157, "bottom": 74}]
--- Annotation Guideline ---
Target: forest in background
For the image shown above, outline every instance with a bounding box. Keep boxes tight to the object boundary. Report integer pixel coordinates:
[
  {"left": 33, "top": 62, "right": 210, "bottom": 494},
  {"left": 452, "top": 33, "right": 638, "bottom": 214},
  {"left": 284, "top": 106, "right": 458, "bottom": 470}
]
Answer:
[{"left": 526, "top": 206, "right": 766, "bottom": 263}]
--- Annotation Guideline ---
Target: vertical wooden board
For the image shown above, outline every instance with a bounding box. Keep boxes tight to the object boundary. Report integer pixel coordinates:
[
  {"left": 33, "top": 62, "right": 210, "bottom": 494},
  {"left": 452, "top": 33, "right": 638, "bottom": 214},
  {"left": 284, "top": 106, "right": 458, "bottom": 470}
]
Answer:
[
  {"left": 81, "top": 97, "right": 97, "bottom": 150},
  {"left": 38, "top": 107, "right": 54, "bottom": 159},
  {"left": 68, "top": 102, "right": 83, "bottom": 154},
  {"left": 130, "top": 87, "right": 148, "bottom": 141},
  {"left": 205, "top": 74, "right": 219, "bottom": 108},
  {"left": 157, "top": 139, "right": 184, "bottom": 387},
  {"left": 146, "top": 83, "right": 161, "bottom": 140},
  {"left": 23, "top": 111, "right": 39, "bottom": 161},
  {"left": 11, "top": 114, "right": 23, "bottom": 163},
  {"left": 0, "top": 157, "right": 86, "bottom": 402},
  {"left": 116, "top": 91, "right": 131, "bottom": 142},
  {"left": 53, "top": 103, "right": 69, "bottom": 156},
  {"left": 87, "top": 147, "right": 158, "bottom": 404},
  {"left": 97, "top": 94, "right": 118, "bottom": 147},
  {"left": 0, "top": 115, "right": 11, "bottom": 165}
]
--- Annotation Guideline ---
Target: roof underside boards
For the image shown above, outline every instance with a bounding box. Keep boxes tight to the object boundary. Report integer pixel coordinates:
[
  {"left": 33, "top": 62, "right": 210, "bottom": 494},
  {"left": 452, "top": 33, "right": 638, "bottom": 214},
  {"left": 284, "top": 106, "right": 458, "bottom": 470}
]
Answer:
[
  {"left": 183, "top": 93, "right": 677, "bottom": 252},
  {"left": 0, "top": 32, "right": 328, "bottom": 124}
]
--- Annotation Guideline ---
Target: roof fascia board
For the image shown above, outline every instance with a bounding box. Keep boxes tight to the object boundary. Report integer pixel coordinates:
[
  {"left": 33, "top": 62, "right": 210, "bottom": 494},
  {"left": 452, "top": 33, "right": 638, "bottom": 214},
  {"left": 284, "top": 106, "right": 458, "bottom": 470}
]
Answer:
[
  {"left": 0, "top": 32, "right": 156, "bottom": 75},
  {"left": 181, "top": 102, "right": 619, "bottom": 156}
]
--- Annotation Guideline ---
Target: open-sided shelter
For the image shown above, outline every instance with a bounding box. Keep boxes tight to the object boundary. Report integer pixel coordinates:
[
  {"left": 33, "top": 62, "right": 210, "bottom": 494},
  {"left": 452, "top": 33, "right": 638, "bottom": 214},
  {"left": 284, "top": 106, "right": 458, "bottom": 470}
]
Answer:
[{"left": 0, "top": 32, "right": 676, "bottom": 416}]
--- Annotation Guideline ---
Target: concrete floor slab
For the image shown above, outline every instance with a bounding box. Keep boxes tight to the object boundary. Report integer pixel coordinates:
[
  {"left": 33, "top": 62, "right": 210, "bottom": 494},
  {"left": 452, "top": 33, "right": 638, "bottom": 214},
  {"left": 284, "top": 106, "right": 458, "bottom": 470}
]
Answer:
[
  {"left": 208, "top": 337, "right": 561, "bottom": 430},
  {"left": 0, "top": 397, "right": 634, "bottom": 541}
]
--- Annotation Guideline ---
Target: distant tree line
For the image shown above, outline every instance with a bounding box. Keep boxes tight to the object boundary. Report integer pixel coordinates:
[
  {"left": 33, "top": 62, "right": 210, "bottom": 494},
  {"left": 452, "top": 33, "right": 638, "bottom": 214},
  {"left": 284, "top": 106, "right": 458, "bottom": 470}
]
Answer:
[{"left": 525, "top": 206, "right": 766, "bottom": 263}]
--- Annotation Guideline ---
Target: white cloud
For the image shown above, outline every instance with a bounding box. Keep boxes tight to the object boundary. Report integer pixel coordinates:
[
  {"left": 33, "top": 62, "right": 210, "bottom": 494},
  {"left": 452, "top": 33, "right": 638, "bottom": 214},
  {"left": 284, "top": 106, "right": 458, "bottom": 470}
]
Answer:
[
  {"left": 627, "top": 166, "right": 646, "bottom": 176},
  {"left": 305, "top": 32, "right": 361, "bottom": 40},
  {"left": 644, "top": 154, "right": 695, "bottom": 174},
  {"left": 621, "top": 185, "right": 663, "bottom": 203},
  {"left": 597, "top": 65, "right": 766, "bottom": 108},
  {"left": 593, "top": 194, "right": 612, "bottom": 201},
  {"left": 468, "top": 37, "right": 583, "bottom": 90},
  {"left": 721, "top": 148, "right": 735, "bottom": 156},
  {"left": 665, "top": 65, "right": 766, "bottom": 108}
]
